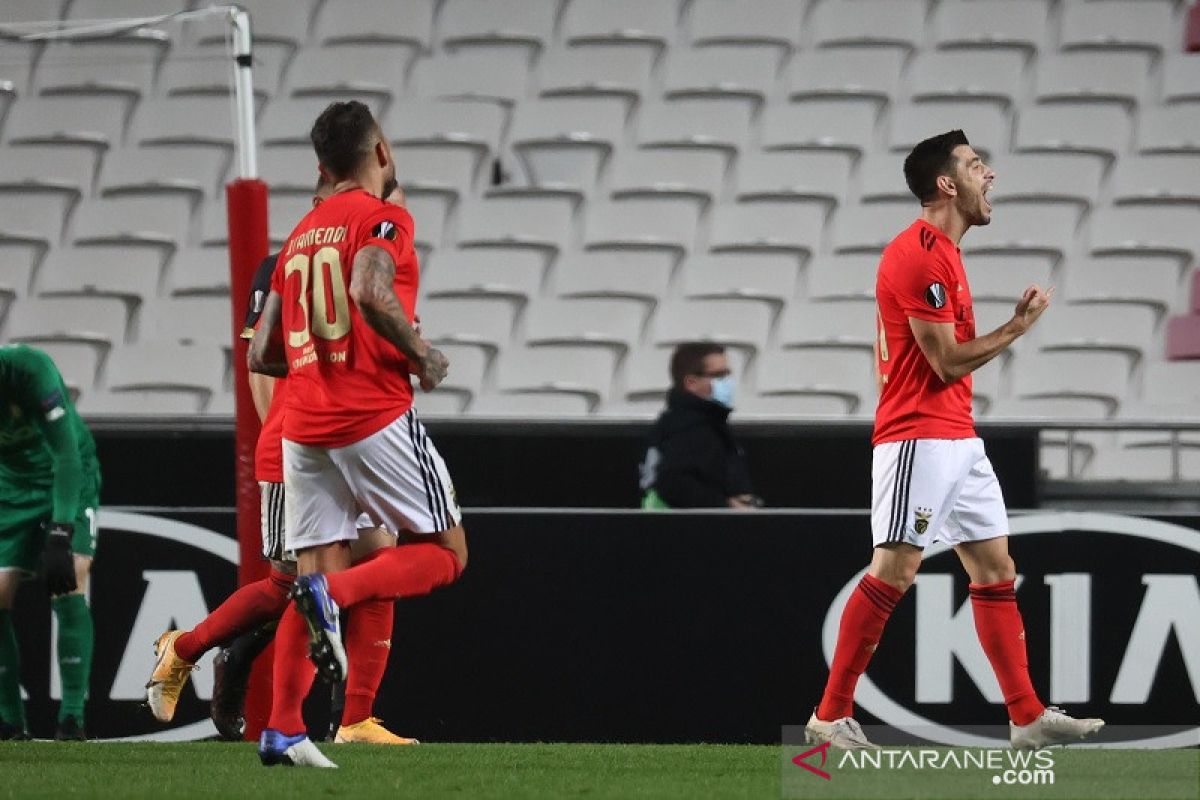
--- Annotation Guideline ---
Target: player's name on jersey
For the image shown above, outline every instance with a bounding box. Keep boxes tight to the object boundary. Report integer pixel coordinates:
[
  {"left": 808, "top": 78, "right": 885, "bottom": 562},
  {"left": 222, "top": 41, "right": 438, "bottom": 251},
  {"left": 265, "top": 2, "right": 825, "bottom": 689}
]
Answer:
[
  {"left": 286, "top": 225, "right": 348, "bottom": 254},
  {"left": 292, "top": 344, "right": 348, "bottom": 370}
]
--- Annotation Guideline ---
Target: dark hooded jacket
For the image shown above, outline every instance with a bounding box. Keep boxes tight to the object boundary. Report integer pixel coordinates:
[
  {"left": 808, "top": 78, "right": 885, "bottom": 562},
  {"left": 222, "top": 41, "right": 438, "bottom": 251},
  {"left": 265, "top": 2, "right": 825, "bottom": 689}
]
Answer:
[{"left": 640, "top": 388, "right": 755, "bottom": 508}]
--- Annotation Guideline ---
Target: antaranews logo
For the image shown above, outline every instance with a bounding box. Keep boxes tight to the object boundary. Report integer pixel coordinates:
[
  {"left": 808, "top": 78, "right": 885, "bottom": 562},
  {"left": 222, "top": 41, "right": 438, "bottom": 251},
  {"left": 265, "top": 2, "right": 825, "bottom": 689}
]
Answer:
[
  {"left": 823, "top": 512, "right": 1200, "bottom": 749},
  {"left": 790, "top": 741, "right": 1055, "bottom": 786}
]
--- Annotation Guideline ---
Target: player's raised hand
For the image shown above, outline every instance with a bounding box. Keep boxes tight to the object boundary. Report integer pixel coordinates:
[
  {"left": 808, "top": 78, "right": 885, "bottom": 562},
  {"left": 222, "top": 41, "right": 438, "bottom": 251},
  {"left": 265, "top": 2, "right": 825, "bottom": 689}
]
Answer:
[
  {"left": 1012, "top": 284, "right": 1054, "bottom": 332},
  {"left": 417, "top": 347, "right": 450, "bottom": 391}
]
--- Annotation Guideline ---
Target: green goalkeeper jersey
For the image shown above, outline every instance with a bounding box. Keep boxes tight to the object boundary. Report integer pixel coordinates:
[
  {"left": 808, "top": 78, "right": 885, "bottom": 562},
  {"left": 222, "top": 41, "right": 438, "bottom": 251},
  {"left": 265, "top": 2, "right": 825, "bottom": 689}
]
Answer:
[{"left": 0, "top": 344, "right": 98, "bottom": 524}]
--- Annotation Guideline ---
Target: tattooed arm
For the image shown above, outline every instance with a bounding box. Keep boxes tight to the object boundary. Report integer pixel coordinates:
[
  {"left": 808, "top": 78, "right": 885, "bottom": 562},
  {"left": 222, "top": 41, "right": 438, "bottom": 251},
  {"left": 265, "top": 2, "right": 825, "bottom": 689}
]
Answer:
[{"left": 349, "top": 245, "right": 448, "bottom": 389}]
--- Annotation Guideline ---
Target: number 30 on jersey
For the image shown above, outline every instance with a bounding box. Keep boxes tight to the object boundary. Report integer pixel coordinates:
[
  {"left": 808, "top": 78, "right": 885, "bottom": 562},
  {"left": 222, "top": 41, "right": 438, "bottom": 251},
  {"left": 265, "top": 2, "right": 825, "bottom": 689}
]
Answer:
[{"left": 283, "top": 246, "right": 351, "bottom": 345}]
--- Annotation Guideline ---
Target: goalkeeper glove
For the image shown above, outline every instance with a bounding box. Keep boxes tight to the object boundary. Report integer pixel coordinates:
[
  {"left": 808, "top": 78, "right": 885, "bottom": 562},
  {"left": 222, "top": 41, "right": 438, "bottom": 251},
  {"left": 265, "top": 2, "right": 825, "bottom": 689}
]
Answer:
[{"left": 42, "top": 522, "right": 77, "bottom": 595}]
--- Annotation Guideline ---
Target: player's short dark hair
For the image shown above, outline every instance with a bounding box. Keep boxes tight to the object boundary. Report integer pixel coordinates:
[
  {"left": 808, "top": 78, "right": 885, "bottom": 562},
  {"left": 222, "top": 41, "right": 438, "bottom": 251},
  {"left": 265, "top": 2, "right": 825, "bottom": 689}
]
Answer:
[
  {"left": 314, "top": 172, "right": 334, "bottom": 195},
  {"left": 310, "top": 100, "right": 379, "bottom": 181},
  {"left": 904, "top": 129, "right": 971, "bottom": 205},
  {"left": 670, "top": 342, "right": 726, "bottom": 388}
]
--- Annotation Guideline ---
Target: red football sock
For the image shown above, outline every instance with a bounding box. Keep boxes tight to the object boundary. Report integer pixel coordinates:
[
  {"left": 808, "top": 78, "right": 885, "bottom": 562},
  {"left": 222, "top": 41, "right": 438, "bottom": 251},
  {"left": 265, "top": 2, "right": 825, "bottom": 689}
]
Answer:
[
  {"left": 175, "top": 568, "right": 293, "bottom": 663},
  {"left": 267, "top": 605, "right": 315, "bottom": 735},
  {"left": 970, "top": 580, "right": 1045, "bottom": 726},
  {"left": 326, "top": 543, "right": 461, "bottom": 607},
  {"left": 817, "top": 573, "right": 904, "bottom": 722},
  {"left": 341, "top": 598, "right": 394, "bottom": 727}
]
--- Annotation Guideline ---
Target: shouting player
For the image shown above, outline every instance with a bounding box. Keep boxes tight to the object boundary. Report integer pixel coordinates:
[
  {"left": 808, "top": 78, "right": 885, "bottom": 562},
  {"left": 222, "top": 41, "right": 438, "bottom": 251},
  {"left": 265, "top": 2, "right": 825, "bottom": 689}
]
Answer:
[
  {"left": 0, "top": 345, "right": 100, "bottom": 740},
  {"left": 146, "top": 178, "right": 418, "bottom": 746},
  {"left": 249, "top": 101, "right": 465, "bottom": 768},
  {"left": 805, "top": 131, "right": 1104, "bottom": 750}
]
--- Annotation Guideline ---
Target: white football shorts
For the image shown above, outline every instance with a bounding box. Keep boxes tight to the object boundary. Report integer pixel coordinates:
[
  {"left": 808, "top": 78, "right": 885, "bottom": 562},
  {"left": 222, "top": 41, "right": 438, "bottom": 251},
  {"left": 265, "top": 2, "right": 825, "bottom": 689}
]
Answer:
[
  {"left": 283, "top": 409, "right": 462, "bottom": 552},
  {"left": 871, "top": 437, "right": 1008, "bottom": 549}
]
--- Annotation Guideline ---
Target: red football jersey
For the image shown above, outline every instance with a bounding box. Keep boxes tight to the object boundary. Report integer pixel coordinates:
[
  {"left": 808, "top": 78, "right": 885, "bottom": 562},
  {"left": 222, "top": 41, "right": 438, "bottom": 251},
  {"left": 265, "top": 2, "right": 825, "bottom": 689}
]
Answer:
[
  {"left": 255, "top": 377, "right": 286, "bottom": 483},
  {"left": 873, "top": 219, "right": 976, "bottom": 445},
  {"left": 270, "top": 189, "right": 419, "bottom": 447}
]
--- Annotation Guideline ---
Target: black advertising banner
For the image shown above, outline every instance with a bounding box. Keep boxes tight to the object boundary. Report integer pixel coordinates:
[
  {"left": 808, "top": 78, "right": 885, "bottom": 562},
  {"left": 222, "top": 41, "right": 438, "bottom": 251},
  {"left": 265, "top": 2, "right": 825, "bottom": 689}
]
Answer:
[{"left": 11, "top": 509, "right": 1199, "bottom": 744}]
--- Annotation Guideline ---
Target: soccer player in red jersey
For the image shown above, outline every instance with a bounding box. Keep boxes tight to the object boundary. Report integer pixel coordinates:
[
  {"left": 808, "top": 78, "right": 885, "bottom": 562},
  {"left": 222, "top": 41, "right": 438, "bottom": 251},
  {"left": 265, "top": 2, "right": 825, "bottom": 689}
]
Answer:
[
  {"left": 249, "top": 101, "right": 463, "bottom": 768},
  {"left": 805, "top": 131, "right": 1104, "bottom": 750},
  {"left": 146, "top": 178, "right": 419, "bottom": 746}
]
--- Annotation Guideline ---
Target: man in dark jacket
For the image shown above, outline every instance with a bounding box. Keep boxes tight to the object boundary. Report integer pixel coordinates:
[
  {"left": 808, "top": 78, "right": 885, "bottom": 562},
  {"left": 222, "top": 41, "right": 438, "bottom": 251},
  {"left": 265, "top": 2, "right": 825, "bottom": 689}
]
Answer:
[{"left": 639, "top": 343, "right": 761, "bottom": 509}]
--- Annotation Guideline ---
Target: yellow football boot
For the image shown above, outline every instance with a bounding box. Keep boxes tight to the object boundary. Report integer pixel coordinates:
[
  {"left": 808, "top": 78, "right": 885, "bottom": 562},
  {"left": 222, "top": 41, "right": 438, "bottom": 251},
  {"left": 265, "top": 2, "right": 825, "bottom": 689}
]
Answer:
[
  {"left": 334, "top": 717, "right": 420, "bottom": 745},
  {"left": 145, "top": 630, "right": 196, "bottom": 722}
]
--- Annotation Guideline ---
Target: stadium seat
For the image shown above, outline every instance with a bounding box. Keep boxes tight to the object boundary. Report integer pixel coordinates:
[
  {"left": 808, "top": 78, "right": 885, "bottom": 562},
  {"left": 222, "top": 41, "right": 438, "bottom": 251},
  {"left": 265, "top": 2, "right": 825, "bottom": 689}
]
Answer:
[
  {"left": 681, "top": 253, "right": 798, "bottom": 309},
  {"left": 37, "top": 245, "right": 161, "bottom": 308},
  {"left": 457, "top": 196, "right": 574, "bottom": 257},
  {"left": 268, "top": 193, "right": 315, "bottom": 246},
  {"left": 4, "top": 296, "right": 128, "bottom": 348},
  {"left": 554, "top": 250, "right": 674, "bottom": 307},
  {"left": 492, "top": 345, "right": 619, "bottom": 410},
  {"left": 754, "top": 348, "right": 875, "bottom": 415},
  {"left": 858, "top": 153, "right": 913, "bottom": 203},
  {"left": 637, "top": 100, "right": 752, "bottom": 158},
  {"left": 469, "top": 390, "right": 593, "bottom": 417},
  {"left": 32, "top": 341, "right": 100, "bottom": 398},
  {"left": 708, "top": 202, "right": 824, "bottom": 260},
  {"left": 508, "top": 98, "right": 627, "bottom": 191},
  {"left": 787, "top": 50, "right": 905, "bottom": 109},
  {"left": 412, "top": 390, "right": 468, "bottom": 416},
  {"left": 523, "top": 297, "right": 645, "bottom": 354},
  {"left": 0, "top": 144, "right": 95, "bottom": 199},
  {"left": 1089, "top": 206, "right": 1200, "bottom": 263},
  {"left": 1015, "top": 105, "right": 1130, "bottom": 162},
  {"left": 158, "top": 47, "right": 282, "bottom": 100},
  {"left": 439, "top": 0, "right": 558, "bottom": 57},
  {"left": 761, "top": 101, "right": 877, "bottom": 157},
  {"left": 200, "top": 197, "right": 230, "bottom": 247},
  {"left": 414, "top": 342, "right": 489, "bottom": 408},
  {"left": 1059, "top": 0, "right": 1176, "bottom": 56},
  {"left": 0, "top": 193, "right": 71, "bottom": 247},
  {"left": 283, "top": 45, "right": 409, "bottom": 102},
  {"left": 889, "top": 103, "right": 1008, "bottom": 160},
  {"left": 1137, "top": 106, "right": 1200, "bottom": 155},
  {"left": 663, "top": 48, "right": 778, "bottom": 110},
  {"left": 66, "top": 0, "right": 188, "bottom": 21},
  {"left": 907, "top": 50, "right": 1025, "bottom": 110},
  {"left": 562, "top": 0, "right": 680, "bottom": 55},
  {"left": 419, "top": 297, "right": 517, "bottom": 353},
  {"left": 687, "top": 0, "right": 804, "bottom": 55},
  {"left": 99, "top": 145, "right": 226, "bottom": 201},
  {"left": 259, "top": 143, "right": 320, "bottom": 194},
  {"left": 536, "top": 46, "right": 654, "bottom": 110},
  {"left": 78, "top": 389, "right": 205, "bottom": 416},
  {"left": 812, "top": 0, "right": 926, "bottom": 51},
  {"left": 384, "top": 99, "right": 506, "bottom": 174},
  {"left": 313, "top": 0, "right": 435, "bottom": 49},
  {"left": 142, "top": 296, "right": 232, "bottom": 347},
  {"left": 965, "top": 254, "right": 1052, "bottom": 303},
  {"left": 988, "top": 153, "right": 1104, "bottom": 209},
  {"left": 0, "top": 0, "right": 66, "bottom": 26},
  {"left": 402, "top": 193, "right": 446, "bottom": 257},
  {"left": 651, "top": 299, "right": 773, "bottom": 357},
  {"left": 395, "top": 145, "right": 478, "bottom": 202},
  {"left": 0, "top": 42, "right": 37, "bottom": 99},
  {"left": 104, "top": 343, "right": 225, "bottom": 402},
  {"left": 36, "top": 40, "right": 159, "bottom": 100},
  {"left": 1083, "top": 432, "right": 1200, "bottom": 481},
  {"left": 0, "top": 243, "right": 39, "bottom": 299},
  {"left": 932, "top": 0, "right": 1050, "bottom": 54},
  {"left": 610, "top": 149, "right": 725, "bottom": 208},
  {"left": 259, "top": 97, "right": 382, "bottom": 148},
  {"left": 807, "top": 254, "right": 878, "bottom": 302},
  {"left": 1162, "top": 54, "right": 1200, "bottom": 105},
  {"left": 1035, "top": 303, "right": 1158, "bottom": 361},
  {"left": 1110, "top": 154, "right": 1200, "bottom": 205},
  {"left": 778, "top": 299, "right": 877, "bottom": 352},
  {"left": 962, "top": 204, "right": 1079, "bottom": 264},
  {"left": 5, "top": 96, "right": 128, "bottom": 149},
  {"left": 71, "top": 196, "right": 191, "bottom": 251},
  {"left": 1062, "top": 257, "right": 1180, "bottom": 316},
  {"left": 584, "top": 199, "right": 699, "bottom": 257},
  {"left": 1034, "top": 53, "right": 1149, "bottom": 109},
  {"left": 411, "top": 50, "right": 529, "bottom": 107},
  {"left": 133, "top": 96, "right": 242, "bottom": 150},
  {"left": 1009, "top": 351, "right": 1131, "bottom": 416},
  {"left": 423, "top": 249, "right": 543, "bottom": 307},
  {"left": 735, "top": 150, "right": 850, "bottom": 209},
  {"left": 970, "top": 359, "right": 1002, "bottom": 415},
  {"left": 168, "top": 247, "right": 230, "bottom": 296},
  {"left": 830, "top": 202, "right": 918, "bottom": 255}
]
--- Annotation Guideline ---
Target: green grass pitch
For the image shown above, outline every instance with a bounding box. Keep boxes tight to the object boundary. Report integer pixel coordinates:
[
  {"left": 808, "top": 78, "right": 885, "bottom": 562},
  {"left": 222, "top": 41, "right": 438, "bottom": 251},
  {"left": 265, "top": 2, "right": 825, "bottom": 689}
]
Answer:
[{"left": 0, "top": 742, "right": 1195, "bottom": 800}]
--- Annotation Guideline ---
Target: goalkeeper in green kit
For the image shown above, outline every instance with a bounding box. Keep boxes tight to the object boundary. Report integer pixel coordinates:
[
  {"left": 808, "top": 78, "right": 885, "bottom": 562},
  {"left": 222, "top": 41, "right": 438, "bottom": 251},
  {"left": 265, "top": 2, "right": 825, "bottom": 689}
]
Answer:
[{"left": 0, "top": 344, "right": 100, "bottom": 740}]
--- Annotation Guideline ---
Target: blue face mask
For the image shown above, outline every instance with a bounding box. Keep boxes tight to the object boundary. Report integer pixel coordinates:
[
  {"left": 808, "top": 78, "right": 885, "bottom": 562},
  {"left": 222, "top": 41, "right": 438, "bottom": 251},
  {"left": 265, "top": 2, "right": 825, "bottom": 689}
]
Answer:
[{"left": 710, "top": 376, "right": 736, "bottom": 409}]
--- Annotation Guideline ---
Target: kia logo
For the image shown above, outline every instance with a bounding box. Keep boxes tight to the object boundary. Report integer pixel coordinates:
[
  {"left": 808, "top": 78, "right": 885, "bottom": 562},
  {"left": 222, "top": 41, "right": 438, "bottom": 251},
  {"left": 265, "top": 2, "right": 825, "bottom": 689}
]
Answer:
[{"left": 823, "top": 512, "right": 1200, "bottom": 748}]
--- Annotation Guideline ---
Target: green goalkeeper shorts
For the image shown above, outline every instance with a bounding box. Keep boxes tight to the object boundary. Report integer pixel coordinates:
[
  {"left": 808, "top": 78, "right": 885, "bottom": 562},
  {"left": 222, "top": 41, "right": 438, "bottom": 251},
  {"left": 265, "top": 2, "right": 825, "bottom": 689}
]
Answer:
[{"left": 0, "top": 481, "right": 99, "bottom": 576}]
